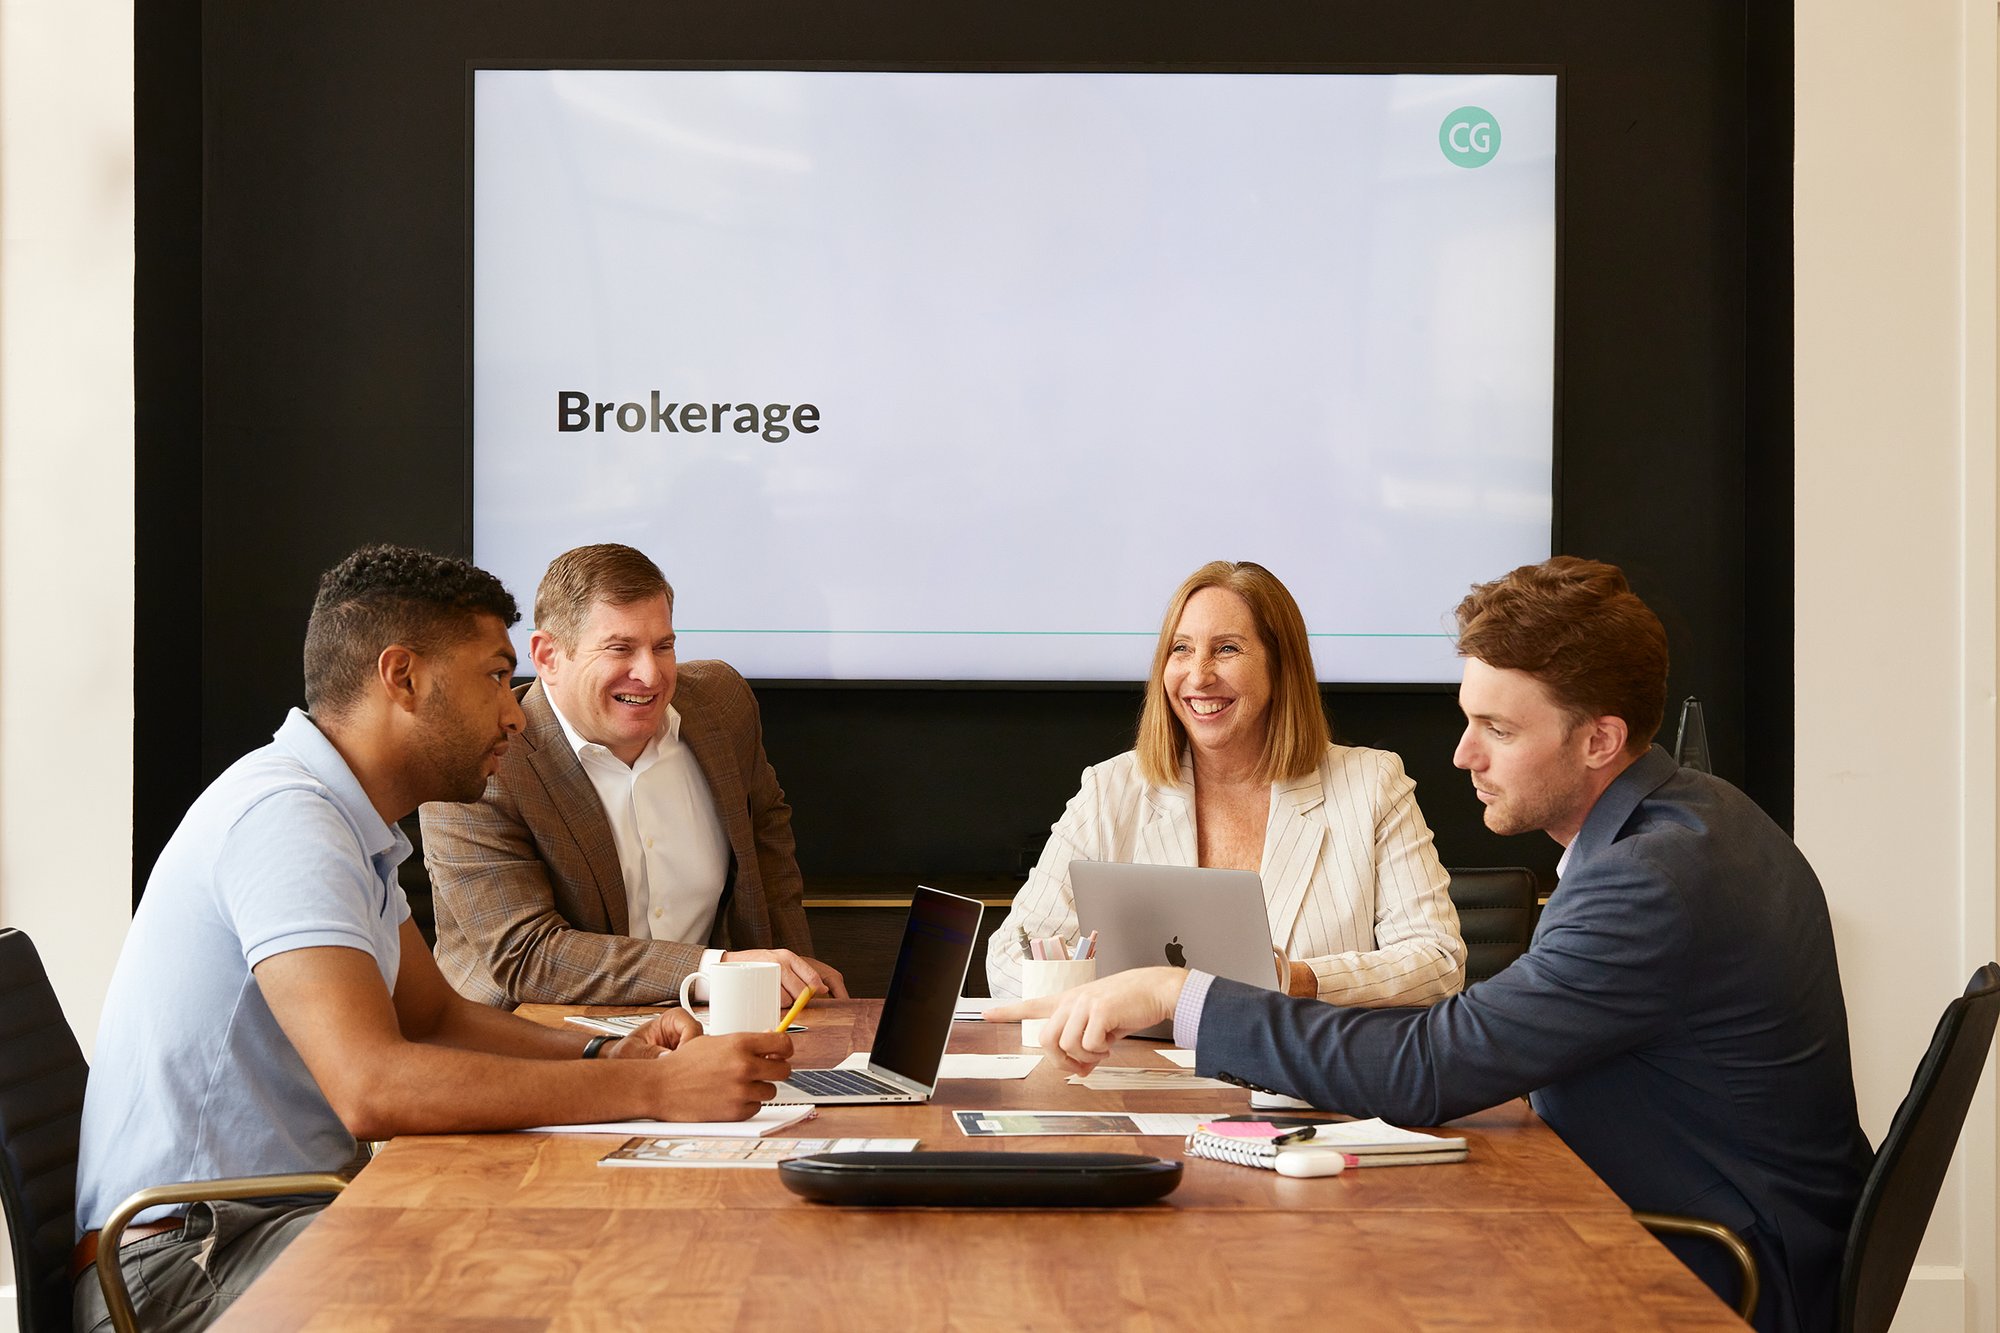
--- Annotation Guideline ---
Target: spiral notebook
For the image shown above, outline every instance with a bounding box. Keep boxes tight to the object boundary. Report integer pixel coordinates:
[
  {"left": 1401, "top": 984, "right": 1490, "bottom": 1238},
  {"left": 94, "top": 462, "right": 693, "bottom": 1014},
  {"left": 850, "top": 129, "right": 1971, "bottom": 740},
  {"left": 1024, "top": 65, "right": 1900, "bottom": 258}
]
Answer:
[{"left": 1185, "top": 1116, "right": 1467, "bottom": 1169}]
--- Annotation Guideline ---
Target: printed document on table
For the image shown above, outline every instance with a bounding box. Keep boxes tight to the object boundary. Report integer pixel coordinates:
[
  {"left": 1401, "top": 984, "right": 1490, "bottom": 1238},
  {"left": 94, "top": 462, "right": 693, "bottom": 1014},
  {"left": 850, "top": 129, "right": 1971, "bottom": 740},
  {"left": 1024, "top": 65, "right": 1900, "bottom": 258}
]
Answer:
[
  {"left": 600, "top": 1136, "right": 918, "bottom": 1168},
  {"left": 520, "top": 1104, "right": 816, "bottom": 1136},
  {"left": 1065, "top": 1068, "right": 1235, "bottom": 1091},
  {"left": 954, "top": 1110, "right": 1208, "bottom": 1137}
]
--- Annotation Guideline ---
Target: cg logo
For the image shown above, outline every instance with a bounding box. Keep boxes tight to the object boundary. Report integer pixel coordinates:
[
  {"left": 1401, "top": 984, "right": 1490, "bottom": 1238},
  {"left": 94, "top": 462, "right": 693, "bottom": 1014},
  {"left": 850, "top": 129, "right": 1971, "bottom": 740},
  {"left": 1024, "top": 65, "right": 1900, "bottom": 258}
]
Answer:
[{"left": 1439, "top": 106, "right": 1500, "bottom": 168}]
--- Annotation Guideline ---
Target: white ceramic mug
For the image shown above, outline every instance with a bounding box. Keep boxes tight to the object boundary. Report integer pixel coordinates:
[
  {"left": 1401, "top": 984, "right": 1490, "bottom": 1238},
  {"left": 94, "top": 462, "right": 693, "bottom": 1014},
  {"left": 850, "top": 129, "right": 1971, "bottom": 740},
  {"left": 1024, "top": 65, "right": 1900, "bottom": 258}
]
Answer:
[
  {"left": 1020, "top": 957, "right": 1097, "bottom": 1047},
  {"left": 678, "top": 960, "right": 781, "bottom": 1035}
]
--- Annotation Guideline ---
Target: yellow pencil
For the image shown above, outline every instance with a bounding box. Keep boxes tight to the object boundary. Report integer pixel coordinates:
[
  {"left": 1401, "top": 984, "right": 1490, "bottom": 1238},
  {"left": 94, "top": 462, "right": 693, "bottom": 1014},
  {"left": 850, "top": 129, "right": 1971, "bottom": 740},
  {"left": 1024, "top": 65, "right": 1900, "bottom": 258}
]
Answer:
[{"left": 772, "top": 986, "right": 815, "bottom": 1033}]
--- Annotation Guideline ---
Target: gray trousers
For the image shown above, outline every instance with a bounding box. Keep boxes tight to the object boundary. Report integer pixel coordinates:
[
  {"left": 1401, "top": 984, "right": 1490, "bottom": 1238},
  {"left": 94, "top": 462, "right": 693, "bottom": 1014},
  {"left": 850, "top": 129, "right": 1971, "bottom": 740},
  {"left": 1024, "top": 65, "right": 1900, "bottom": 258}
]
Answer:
[{"left": 71, "top": 1198, "right": 329, "bottom": 1333}]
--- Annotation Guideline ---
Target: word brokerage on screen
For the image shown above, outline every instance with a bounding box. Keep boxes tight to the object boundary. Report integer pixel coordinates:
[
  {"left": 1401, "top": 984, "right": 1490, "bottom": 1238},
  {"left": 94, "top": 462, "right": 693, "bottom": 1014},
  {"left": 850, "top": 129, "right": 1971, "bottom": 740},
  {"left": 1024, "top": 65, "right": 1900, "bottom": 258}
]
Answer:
[
  {"left": 472, "top": 68, "right": 1558, "bottom": 684},
  {"left": 558, "top": 392, "right": 821, "bottom": 443}
]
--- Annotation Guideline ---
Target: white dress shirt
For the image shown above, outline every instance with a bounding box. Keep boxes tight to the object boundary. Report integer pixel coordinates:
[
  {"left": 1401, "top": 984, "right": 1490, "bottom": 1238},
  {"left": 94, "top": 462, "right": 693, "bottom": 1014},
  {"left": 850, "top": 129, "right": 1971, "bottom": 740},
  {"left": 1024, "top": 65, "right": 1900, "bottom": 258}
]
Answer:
[{"left": 545, "top": 693, "right": 730, "bottom": 975}]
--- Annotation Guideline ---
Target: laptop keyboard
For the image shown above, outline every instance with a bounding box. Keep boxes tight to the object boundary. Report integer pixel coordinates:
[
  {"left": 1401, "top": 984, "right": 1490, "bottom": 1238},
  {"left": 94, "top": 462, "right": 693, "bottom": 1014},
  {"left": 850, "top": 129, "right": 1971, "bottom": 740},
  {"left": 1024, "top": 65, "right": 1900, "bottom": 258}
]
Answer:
[{"left": 783, "top": 1067, "right": 906, "bottom": 1098}]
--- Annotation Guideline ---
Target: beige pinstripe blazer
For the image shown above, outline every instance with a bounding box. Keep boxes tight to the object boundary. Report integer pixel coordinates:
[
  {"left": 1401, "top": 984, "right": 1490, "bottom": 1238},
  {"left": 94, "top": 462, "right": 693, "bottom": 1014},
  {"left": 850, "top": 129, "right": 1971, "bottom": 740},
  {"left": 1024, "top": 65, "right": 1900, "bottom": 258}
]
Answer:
[
  {"left": 985, "top": 744, "right": 1465, "bottom": 1006},
  {"left": 420, "top": 662, "right": 811, "bottom": 1007}
]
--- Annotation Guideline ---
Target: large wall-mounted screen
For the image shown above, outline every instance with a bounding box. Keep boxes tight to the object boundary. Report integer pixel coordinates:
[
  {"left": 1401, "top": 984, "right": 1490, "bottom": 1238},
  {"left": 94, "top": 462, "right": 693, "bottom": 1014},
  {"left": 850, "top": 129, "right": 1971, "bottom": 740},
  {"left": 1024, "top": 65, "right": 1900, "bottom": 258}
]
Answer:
[{"left": 472, "top": 68, "right": 1558, "bottom": 682}]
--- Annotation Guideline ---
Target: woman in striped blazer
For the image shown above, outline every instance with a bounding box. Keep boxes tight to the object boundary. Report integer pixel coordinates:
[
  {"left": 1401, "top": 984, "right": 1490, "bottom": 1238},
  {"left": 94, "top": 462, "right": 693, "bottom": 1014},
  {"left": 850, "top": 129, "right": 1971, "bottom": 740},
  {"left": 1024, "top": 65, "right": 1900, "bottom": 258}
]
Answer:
[{"left": 987, "top": 561, "right": 1466, "bottom": 1005}]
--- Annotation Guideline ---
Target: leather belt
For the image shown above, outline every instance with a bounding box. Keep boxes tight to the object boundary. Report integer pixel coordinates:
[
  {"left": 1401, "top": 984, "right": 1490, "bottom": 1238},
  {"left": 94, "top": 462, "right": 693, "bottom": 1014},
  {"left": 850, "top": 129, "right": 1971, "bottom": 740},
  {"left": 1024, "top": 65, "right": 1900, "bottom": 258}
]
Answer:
[{"left": 69, "top": 1219, "right": 184, "bottom": 1282}]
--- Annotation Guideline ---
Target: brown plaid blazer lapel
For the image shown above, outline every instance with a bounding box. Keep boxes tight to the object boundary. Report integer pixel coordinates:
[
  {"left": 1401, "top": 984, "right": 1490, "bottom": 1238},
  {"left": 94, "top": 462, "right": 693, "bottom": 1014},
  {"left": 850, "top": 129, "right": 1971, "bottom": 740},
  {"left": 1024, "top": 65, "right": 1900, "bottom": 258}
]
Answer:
[
  {"left": 518, "top": 682, "right": 630, "bottom": 935},
  {"left": 422, "top": 662, "right": 808, "bottom": 1006}
]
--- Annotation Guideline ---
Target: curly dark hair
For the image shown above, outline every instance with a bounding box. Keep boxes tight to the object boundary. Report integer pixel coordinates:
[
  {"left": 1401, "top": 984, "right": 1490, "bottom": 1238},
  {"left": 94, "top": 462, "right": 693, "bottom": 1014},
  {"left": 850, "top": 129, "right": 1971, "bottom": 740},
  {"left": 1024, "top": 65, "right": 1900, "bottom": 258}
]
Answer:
[
  {"left": 1454, "top": 556, "right": 1669, "bottom": 755},
  {"left": 303, "top": 545, "right": 520, "bottom": 717}
]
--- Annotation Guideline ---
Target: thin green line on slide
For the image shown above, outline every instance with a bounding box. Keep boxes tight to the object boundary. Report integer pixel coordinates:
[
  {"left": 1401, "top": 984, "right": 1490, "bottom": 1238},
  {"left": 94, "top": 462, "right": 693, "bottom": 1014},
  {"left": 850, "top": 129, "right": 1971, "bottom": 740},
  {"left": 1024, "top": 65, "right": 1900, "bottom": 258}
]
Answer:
[{"left": 677, "top": 629, "right": 1453, "bottom": 639}]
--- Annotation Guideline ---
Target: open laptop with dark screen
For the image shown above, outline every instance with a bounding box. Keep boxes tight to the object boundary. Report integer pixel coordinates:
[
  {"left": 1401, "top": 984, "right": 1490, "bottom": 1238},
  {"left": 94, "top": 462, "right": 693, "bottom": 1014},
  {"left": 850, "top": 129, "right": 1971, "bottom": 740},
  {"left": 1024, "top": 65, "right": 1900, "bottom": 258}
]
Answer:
[{"left": 768, "top": 886, "right": 983, "bottom": 1105}]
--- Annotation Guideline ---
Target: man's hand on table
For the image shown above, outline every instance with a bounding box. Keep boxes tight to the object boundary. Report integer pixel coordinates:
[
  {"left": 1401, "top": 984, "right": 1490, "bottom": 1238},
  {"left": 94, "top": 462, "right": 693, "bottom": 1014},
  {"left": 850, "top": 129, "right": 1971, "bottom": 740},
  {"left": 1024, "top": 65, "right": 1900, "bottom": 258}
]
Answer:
[
  {"left": 596, "top": 1009, "right": 795, "bottom": 1120},
  {"left": 983, "top": 967, "right": 1190, "bottom": 1074},
  {"left": 723, "top": 948, "right": 850, "bottom": 1001},
  {"left": 608, "top": 1006, "right": 704, "bottom": 1057},
  {"left": 649, "top": 1030, "right": 795, "bottom": 1121}
]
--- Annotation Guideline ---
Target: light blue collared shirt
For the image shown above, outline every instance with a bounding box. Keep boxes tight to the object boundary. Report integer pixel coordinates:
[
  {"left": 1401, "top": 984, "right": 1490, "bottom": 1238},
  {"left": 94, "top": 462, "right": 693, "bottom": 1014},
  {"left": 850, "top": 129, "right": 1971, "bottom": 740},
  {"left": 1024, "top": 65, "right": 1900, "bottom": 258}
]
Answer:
[{"left": 75, "top": 709, "right": 411, "bottom": 1233}]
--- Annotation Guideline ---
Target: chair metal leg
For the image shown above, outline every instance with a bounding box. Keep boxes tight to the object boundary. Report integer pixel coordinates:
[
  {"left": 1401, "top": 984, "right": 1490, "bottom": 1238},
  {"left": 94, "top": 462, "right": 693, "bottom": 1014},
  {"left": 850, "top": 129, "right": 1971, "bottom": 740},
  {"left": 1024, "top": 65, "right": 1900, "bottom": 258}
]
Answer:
[
  {"left": 1633, "top": 1209, "right": 1760, "bottom": 1321},
  {"left": 95, "top": 1173, "right": 350, "bottom": 1333}
]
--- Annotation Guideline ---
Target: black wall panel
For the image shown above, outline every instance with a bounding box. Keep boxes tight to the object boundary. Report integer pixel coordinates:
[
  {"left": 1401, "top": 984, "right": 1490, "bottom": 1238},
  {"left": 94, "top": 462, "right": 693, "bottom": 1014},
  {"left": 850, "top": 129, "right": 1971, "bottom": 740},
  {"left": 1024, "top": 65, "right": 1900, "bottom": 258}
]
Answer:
[{"left": 135, "top": 2, "right": 1790, "bottom": 898}]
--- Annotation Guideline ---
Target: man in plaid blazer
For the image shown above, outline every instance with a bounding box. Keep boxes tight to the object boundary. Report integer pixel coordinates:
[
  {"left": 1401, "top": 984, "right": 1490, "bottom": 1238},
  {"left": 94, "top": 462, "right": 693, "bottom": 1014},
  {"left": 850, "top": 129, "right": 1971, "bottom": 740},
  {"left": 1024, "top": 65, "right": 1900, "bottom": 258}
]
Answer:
[{"left": 421, "top": 544, "right": 846, "bottom": 1007}]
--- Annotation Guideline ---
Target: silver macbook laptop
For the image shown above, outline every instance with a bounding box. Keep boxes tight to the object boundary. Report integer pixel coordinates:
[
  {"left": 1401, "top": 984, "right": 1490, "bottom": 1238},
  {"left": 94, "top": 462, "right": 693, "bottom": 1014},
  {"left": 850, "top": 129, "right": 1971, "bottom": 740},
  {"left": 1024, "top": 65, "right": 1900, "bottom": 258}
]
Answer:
[
  {"left": 1069, "top": 861, "right": 1283, "bottom": 1038},
  {"left": 769, "top": 885, "right": 983, "bottom": 1105}
]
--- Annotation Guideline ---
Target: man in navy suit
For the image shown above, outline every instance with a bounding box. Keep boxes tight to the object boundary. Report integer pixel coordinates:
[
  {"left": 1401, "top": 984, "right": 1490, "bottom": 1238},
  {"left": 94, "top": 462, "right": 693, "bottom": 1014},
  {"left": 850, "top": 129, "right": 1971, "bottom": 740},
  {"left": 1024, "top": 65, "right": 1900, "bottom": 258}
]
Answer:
[{"left": 991, "top": 556, "right": 1871, "bottom": 1333}]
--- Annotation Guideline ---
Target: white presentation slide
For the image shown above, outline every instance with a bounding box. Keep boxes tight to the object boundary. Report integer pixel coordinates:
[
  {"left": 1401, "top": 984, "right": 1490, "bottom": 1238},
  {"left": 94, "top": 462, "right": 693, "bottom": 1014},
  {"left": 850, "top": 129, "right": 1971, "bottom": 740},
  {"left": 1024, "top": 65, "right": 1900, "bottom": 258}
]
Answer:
[{"left": 473, "top": 69, "right": 1556, "bottom": 682}]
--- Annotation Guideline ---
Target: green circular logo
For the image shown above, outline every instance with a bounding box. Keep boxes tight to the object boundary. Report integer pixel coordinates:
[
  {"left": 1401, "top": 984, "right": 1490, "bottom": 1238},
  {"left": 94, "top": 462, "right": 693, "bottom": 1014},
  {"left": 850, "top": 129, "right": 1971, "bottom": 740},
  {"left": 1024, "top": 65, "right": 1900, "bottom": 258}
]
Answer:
[{"left": 1439, "top": 106, "right": 1500, "bottom": 168}]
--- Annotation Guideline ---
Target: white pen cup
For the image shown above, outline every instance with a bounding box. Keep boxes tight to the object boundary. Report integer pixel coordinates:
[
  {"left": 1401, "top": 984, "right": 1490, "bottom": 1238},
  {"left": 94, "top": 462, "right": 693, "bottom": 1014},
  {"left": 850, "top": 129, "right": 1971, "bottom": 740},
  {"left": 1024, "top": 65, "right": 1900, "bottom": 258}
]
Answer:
[
  {"left": 1020, "top": 957, "right": 1097, "bottom": 1048},
  {"left": 678, "top": 960, "right": 781, "bottom": 1035}
]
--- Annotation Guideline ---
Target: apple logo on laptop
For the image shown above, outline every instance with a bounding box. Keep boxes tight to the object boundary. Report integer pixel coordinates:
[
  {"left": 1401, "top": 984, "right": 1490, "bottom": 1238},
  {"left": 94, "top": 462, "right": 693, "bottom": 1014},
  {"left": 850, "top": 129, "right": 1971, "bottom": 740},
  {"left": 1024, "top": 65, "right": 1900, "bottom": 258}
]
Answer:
[{"left": 1164, "top": 936, "right": 1186, "bottom": 968}]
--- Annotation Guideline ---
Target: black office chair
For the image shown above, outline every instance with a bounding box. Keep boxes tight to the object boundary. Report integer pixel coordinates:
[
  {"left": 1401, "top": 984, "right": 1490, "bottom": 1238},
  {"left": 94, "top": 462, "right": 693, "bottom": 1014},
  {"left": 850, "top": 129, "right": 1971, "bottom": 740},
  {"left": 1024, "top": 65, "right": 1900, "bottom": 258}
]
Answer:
[
  {"left": 1636, "top": 962, "right": 2000, "bottom": 1329},
  {"left": 0, "top": 928, "right": 89, "bottom": 1333},
  {"left": 1838, "top": 961, "right": 2000, "bottom": 1332},
  {"left": 0, "top": 927, "right": 347, "bottom": 1333},
  {"left": 1444, "top": 867, "right": 1538, "bottom": 984}
]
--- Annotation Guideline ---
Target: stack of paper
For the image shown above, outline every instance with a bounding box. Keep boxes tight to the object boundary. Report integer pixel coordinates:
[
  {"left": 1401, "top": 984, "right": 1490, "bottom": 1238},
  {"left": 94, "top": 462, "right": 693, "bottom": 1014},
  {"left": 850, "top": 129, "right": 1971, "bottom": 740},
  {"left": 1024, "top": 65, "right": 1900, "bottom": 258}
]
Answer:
[
  {"left": 564, "top": 1012, "right": 664, "bottom": 1037},
  {"left": 1288, "top": 1117, "right": 1467, "bottom": 1166},
  {"left": 565, "top": 1011, "right": 809, "bottom": 1035}
]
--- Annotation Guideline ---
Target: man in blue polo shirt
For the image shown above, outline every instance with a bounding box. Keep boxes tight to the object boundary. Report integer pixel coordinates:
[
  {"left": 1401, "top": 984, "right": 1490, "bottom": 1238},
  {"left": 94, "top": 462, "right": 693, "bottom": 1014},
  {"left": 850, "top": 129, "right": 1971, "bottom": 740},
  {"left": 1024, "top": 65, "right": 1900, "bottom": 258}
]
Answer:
[
  {"left": 991, "top": 557, "right": 1871, "bottom": 1333},
  {"left": 73, "top": 546, "right": 795, "bottom": 1333}
]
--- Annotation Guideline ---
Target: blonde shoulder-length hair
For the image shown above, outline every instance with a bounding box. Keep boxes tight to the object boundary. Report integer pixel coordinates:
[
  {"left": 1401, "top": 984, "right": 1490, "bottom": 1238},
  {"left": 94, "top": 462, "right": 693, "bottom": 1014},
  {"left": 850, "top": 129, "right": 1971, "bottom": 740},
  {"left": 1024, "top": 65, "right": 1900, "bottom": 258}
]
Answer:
[{"left": 1134, "top": 561, "right": 1332, "bottom": 788}]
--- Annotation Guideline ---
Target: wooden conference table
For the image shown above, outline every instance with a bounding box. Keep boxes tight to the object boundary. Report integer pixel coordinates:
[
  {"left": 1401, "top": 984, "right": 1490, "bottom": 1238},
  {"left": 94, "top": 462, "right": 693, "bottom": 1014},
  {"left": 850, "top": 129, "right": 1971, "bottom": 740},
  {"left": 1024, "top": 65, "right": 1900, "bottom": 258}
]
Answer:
[{"left": 217, "top": 1001, "right": 1742, "bottom": 1331}]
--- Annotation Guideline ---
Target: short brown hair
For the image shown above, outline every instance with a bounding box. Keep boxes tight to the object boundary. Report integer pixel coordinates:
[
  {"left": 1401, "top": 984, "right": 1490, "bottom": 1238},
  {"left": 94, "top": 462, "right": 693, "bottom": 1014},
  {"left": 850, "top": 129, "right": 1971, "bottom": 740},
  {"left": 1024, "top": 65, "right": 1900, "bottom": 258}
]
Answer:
[
  {"left": 534, "top": 544, "right": 674, "bottom": 649},
  {"left": 1454, "top": 556, "right": 1669, "bottom": 754},
  {"left": 1136, "top": 561, "right": 1331, "bottom": 787}
]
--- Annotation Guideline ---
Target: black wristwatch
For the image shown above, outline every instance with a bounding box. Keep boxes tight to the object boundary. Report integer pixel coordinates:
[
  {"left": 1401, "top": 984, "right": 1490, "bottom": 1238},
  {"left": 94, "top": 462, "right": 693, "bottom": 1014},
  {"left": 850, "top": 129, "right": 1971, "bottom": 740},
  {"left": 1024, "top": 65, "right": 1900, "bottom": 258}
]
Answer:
[{"left": 581, "top": 1035, "right": 613, "bottom": 1060}]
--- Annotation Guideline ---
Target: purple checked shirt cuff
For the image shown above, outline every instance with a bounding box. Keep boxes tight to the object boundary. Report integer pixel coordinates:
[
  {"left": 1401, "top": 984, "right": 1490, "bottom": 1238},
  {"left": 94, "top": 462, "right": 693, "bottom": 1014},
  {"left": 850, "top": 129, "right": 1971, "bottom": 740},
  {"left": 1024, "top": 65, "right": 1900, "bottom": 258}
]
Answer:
[{"left": 1173, "top": 970, "right": 1216, "bottom": 1051}]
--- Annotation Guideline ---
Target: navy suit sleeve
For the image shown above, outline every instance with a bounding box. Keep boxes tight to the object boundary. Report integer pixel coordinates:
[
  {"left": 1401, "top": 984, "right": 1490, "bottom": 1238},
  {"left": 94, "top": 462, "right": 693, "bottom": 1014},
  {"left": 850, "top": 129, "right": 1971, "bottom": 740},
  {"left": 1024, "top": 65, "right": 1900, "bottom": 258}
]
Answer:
[{"left": 1197, "top": 842, "right": 1696, "bottom": 1124}]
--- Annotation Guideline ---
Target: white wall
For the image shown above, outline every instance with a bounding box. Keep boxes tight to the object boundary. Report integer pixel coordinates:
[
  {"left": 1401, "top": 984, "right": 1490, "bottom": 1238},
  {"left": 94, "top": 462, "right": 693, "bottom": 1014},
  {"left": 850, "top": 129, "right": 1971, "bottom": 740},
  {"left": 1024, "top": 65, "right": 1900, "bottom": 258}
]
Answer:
[
  {"left": 1795, "top": 2, "right": 1999, "bottom": 1331},
  {"left": 0, "top": 0, "right": 137, "bottom": 1319}
]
